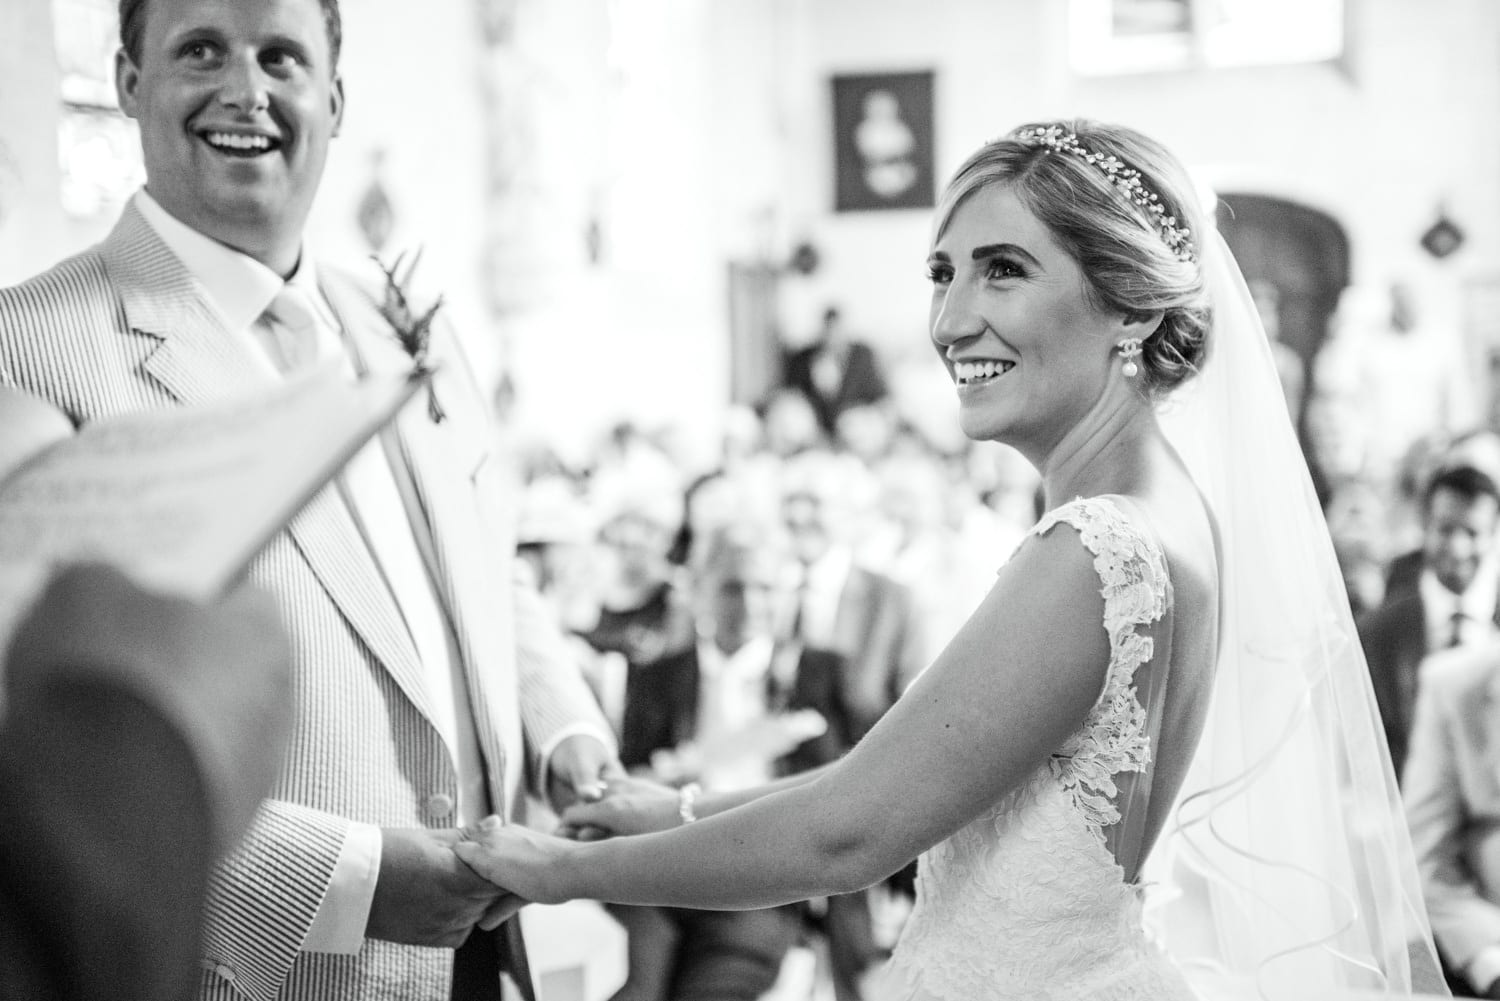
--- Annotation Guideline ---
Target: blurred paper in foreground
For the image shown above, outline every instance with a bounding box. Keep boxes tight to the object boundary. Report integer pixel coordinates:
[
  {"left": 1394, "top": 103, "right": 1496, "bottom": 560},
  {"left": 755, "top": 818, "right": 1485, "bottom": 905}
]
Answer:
[{"left": 0, "top": 365, "right": 424, "bottom": 647}]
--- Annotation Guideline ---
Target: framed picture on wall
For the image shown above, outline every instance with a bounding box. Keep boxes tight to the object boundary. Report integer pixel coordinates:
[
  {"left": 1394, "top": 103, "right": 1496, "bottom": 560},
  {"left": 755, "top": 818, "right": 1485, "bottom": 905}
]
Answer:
[{"left": 831, "top": 71, "right": 935, "bottom": 212}]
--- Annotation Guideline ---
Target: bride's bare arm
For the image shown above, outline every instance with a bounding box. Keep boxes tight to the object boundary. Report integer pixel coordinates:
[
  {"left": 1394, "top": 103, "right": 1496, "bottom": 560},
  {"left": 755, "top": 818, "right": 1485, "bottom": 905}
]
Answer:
[{"left": 459, "top": 525, "right": 1110, "bottom": 910}]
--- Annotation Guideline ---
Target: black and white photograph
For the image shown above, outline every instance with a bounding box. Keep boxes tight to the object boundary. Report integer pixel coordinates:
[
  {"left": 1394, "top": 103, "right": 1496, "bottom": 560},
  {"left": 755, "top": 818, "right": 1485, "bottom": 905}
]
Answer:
[{"left": 0, "top": 1, "right": 1494, "bottom": 1000}]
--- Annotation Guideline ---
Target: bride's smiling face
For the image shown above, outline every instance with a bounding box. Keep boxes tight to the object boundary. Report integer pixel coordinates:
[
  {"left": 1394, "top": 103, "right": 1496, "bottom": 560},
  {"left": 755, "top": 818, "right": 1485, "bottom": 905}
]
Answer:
[{"left": 927, "top": 184, "right": 1127, "bottom": 451}]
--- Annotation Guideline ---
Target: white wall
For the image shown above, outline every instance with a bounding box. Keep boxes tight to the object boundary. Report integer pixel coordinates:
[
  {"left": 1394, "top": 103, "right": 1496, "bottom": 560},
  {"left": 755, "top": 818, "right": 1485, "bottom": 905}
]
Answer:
[
  {"left": 0, "top": 0, "right": 102, "bottom": 285},
  {"left": 4, "top": 0, "right": 1499, "bottom": 449},
  {"left": 700, "top": 0, "right": 1500, "bottom": 360}
]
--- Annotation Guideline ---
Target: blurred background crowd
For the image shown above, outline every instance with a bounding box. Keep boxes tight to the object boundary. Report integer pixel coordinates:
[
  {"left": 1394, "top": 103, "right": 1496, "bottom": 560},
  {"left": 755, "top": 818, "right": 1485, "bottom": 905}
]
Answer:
[{"left": 6, "top": 0, "right": 1500, "bottom": 998}]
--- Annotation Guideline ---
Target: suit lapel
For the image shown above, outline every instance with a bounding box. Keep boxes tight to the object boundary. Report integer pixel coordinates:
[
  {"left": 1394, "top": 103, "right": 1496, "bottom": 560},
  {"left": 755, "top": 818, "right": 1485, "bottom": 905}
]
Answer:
[
  {"left": 99, "top": 205, "right": 274, "bottom": 405},
  {"left": 283, "top": 486, "right": 436, "bottom": 725},
  {"left": 97, "top": 209, "right": 434, "bottom": 718},
  {"left": 319, "top": 269, "right": 522, "bottom": 789}
]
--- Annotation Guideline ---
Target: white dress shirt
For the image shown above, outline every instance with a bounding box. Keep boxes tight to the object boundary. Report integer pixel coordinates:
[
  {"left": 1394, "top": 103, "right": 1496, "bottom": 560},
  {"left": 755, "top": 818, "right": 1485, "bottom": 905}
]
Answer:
[
  {"left": 134, "top": 191, "right": 485, "bottom": 953},
  {"left": 794, "top": 545, "right": 852, "bottom": 648},
  {"left": 695, "top": 635, "right": 776, "bottom": 792},
  {"left": 1419, "top": 565, "right": 1499, "bottom": 653}
]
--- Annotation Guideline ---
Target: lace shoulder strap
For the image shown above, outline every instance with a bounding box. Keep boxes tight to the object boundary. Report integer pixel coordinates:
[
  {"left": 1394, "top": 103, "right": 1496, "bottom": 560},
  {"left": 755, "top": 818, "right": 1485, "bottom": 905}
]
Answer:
[{"left": 1030, "top": 495, "right": 1171, "bottom": 833}]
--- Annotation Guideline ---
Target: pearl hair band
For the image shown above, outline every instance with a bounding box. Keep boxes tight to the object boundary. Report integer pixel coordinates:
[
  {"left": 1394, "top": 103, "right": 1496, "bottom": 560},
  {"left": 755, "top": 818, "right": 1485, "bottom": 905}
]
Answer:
[{"left": 1016, "top": 126, "right": 1197, "bottom": 264}]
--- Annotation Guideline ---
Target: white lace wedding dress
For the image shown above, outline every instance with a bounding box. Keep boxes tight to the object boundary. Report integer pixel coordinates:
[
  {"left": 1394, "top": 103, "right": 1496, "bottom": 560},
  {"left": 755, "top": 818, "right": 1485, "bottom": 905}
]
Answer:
[{"left": 873, "top": 496, "right": 1197, "bottom": 1001}]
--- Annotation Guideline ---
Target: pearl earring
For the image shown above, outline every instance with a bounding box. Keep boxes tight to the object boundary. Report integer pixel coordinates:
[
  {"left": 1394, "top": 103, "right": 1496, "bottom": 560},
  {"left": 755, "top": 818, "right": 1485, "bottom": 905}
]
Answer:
[{"left": 1117, "top": 338, "right": 1144, "bottom": 378}]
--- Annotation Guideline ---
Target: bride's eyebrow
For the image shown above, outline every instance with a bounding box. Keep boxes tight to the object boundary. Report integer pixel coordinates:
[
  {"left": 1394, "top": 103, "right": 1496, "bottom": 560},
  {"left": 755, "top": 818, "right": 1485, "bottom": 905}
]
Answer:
[{"left": 971, "top": 243, "right": 1041, "bottom": 268}]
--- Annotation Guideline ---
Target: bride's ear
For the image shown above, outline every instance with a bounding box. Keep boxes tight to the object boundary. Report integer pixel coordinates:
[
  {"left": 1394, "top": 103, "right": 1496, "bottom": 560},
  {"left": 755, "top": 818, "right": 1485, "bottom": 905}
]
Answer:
[{"left": 1120, "top": 309, "right": 1165, "bottom": 338}]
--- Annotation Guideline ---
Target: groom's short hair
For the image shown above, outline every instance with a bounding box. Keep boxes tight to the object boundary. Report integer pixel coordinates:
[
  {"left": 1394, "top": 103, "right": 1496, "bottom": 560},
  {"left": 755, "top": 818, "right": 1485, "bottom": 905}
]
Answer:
[{"left": 119, "top": 0, "right": 344, "bottom": 71}]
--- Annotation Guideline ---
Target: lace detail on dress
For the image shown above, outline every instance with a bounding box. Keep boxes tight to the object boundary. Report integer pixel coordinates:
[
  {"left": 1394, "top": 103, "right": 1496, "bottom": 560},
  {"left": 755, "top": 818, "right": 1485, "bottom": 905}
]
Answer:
[
  {"left": 877, "top": 495, "right": 1190, "bottom": 1001},
  {"left": 1032, "top": 497, "right": 1168, "bottom": 838}
]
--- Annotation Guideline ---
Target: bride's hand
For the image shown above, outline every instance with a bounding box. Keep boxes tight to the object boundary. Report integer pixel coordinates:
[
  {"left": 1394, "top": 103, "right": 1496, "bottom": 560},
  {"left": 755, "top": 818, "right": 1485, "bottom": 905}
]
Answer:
[
  {"left": 558, "top": 775, "right": 681, "bottom": 839},
  {"left": 455, "top": 817, "right": 575, "bottom": 918}
]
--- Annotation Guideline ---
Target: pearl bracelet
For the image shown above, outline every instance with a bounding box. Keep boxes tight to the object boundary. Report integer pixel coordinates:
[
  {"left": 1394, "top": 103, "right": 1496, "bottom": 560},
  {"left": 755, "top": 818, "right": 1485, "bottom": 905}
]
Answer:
[{"left": 677, "top": 781, "right": 702, "bottom": 825}]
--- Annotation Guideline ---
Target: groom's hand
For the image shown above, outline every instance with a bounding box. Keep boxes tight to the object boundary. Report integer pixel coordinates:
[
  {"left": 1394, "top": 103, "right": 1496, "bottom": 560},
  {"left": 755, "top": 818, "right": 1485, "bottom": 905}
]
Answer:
[
  {"left": 365, "top": 828, "right": 505, "bottom": 948},
  {"left": 558, "top": 775, "right": 681, "bottom": 839},
  {"left": 546, "top": 734, "right": 624, "bottom": 812}
]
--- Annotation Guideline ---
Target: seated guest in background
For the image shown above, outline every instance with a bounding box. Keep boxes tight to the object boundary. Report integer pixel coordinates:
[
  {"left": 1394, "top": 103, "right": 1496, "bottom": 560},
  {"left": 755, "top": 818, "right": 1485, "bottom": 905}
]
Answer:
[
  {"left": 515, "top": 476, "right": 635, "bottom": 729},
  {"left": 781, "top": 306, "right": 890, "bottom": 440},
  {"left": 1387, "top": 430, "right": 1500, "bottom": 600},
  {"left": 581, "top": 476, "right": 696, "bottom": 706},
  {"left": 1405, "top": 639, "right": 1500, "bottom": 998},
  {"left": 759, "top": 387, "right": 828, "bottom": 460},
  {"left": 1360, "top": 463, "right": 1500, "bottom": 778},
  {"left": 781, "top": 452, "right": 925, "bottom": 740},
  {"left": 609, "top": 524, "right": 863, "bottom": 1001},
  {"left": 0, "top": 564, "right": 292, "bottom": 1001}
]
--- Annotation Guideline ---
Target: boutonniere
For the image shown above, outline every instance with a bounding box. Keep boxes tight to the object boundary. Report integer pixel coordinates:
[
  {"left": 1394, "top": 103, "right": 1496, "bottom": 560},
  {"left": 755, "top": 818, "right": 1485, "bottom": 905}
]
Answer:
[{"left": 372, "top": 249, "right": 446, "bottom": 423}]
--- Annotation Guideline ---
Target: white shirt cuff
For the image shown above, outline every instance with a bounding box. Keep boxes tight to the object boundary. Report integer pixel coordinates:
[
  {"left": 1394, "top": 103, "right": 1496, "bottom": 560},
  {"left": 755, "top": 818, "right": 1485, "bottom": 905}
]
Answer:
[
  {"left": 536, "top": 723, "right": 619, "bottom": 793},
  {"left": 1469, "top": 946, "right": 1500, "bottom": 994},
  {"left": 300, "top": 821, "right": 382, "bottom": 954}
]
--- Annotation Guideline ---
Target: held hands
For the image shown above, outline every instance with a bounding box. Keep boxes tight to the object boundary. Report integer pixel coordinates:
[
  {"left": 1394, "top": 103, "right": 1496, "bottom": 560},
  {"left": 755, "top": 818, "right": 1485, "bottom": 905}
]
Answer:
[
  {"left": 446, "top": 776, "right": 694, "bottom": 929},
  {"left": 365, "top": 827, "right": 520, "bottom": 948},
  {"left": 546, "top": 733, "right": 625, "bottom": 812},
  {"left": 366, "top": 734, "right": 624, "bottom": 949},
  {"left": 556, "top": 775, "right": 683, "bottom": 840},
  {"left": 453, "top": 816, "right": 576, "bottom": 927}
]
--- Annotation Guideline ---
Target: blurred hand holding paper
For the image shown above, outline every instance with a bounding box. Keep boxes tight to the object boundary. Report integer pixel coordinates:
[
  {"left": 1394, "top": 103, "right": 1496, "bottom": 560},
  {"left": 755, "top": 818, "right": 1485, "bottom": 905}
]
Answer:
[{"left": 0, "top": 365, "right": 424, "bottom": 651}]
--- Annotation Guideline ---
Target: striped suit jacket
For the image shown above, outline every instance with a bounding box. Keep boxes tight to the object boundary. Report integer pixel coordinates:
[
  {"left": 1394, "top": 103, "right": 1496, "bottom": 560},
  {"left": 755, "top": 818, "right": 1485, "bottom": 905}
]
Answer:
[{"left": 0, "top": 204, "right": 612, "bottom": 1001}]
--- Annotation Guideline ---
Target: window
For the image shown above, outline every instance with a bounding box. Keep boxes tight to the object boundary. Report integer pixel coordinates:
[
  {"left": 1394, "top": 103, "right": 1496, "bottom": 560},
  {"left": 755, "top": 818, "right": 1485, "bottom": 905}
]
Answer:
[
  {"left": 52, "top": 0, "right": 143, "bottom": 219},
  {"left": 1070, "top": 0, "right": 1345, "bottom": 75}
]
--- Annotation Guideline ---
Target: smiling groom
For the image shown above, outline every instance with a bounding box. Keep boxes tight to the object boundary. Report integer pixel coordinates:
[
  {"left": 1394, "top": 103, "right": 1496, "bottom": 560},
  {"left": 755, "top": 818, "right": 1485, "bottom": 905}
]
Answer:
[{"left": 0, "top": 0, "right": 620, "bottom": 998}]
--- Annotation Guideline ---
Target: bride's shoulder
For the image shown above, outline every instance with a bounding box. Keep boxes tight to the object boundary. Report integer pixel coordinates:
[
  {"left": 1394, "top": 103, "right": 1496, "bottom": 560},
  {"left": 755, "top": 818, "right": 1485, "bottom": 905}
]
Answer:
[{"left": 1031, "top": 494, "right": 1162, "bottom": 564}]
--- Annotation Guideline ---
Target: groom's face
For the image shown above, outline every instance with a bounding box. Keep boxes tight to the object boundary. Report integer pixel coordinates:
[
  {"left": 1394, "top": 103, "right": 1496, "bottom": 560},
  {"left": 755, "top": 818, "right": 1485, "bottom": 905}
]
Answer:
[{"left": 116, "top": 0, "right": 344, "bottom": 271}]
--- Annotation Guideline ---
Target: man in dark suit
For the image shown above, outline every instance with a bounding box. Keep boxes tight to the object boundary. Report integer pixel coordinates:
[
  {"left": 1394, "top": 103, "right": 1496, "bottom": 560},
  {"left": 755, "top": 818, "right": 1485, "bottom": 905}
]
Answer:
[
  {"left": 610, "top": 524, "right": 870, "bottom": 1001},
  {"left": 0, "top": 0, "right": 619, "bottom": 996},
  {"left": 0, "top": 564, "right": 292, "bottom": 1001},
  {"left": 781, "top": 452, "right": 925, "bottom": 740},
  {"left": 1360, "top": 463, "right": 1500, "bottom": 779},
  {"left": 781, "top": 306, "right": 890, "bottom": 440}
]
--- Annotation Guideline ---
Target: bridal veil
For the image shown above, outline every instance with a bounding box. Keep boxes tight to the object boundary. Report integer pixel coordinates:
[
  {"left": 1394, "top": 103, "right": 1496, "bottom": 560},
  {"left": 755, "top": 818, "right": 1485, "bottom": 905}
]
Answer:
[{"left": 1146, "top": 226, "right": 1447, "bottom": 997}]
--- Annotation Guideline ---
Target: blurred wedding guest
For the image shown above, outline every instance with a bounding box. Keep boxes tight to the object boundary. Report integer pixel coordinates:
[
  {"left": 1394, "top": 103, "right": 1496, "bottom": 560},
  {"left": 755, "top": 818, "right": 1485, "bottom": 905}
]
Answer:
[
  {"left": 1324, "top": 478, "right": 1393, "bottom": 619},
  {"left": 515, "top": 475, "right": 598, "bottom": 628},
  {"left": 608, "top": 524, "right": 861, "bottom": 1001},
  {"left": 1404, "top": 638, "right": 1500, "bottom": 998},
  {"left": 582, "top": 471, "right": 696, "bottom": 694},
  {"left": 781, "top": 306, "right": 890, "bottom": 438},
  {"left": 781, "top": 452, "right": 925, "bottom": 740},
  {"left": 760, "top": 387, "right": 827, "bottom": 459},
  {"left": 864, "top": 453, "right": 999, "bottom": 668},
  {"left": 1387, "top": 429, "right": 1500, "bottom": 601},
  {"left": 0, "top": 0, "right": 620, "bottom": 996},
  {"left": 1246, "top": 279, "right": 1304, "bottom": 420},
  {"left": 0, "top": 564, "right": 292, "bottom": 1001},
  {"left": 1360, "top": 463, "right": 1500, "bottom": 778},
  {"left": 833, "top": 402, "right": 897, "bottom": 465},
  {"left": 514, "top": 477, "right": 635, "bottom": 730},
  {"left": 1311, "top": 283, "right": 1476, "bottom": 504}
]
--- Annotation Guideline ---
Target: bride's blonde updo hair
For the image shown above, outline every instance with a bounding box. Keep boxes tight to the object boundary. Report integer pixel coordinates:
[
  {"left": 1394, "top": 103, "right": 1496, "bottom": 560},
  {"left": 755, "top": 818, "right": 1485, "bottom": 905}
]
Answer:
[{"left": 934, "top": 119, "right": 1211, "bottom": 397}]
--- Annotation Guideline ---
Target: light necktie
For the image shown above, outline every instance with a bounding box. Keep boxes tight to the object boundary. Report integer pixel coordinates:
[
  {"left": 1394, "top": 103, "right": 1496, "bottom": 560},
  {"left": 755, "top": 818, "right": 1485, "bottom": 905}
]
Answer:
[
  {"left": 1449, "top": 610, "right": 1468, "bottom": 649},
  {"left": 790, "top": 570, "right": 810, "bottom": 642},
  {"left": 257, "top": 285, "right": 321, "bottom": 375}
]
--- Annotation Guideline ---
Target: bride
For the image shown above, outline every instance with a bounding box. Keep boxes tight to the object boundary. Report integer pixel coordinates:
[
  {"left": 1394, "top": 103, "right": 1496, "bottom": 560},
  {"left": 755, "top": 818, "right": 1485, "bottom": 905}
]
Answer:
[{"left": 457, "top": 120, "right": 1445, "bottom": 999}]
